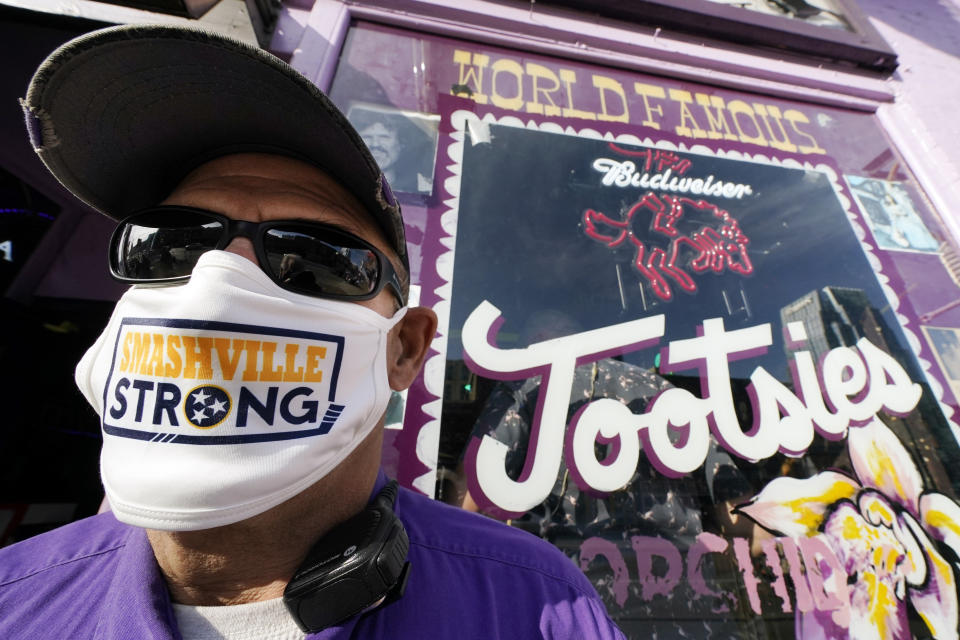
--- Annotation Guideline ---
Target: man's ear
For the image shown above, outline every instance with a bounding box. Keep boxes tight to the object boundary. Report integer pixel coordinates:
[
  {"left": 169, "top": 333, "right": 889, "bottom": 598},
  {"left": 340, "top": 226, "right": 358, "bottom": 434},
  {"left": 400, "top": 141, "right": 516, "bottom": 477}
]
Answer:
[{"left": 387, "top": 306, "right": 438, "bottom": 391}]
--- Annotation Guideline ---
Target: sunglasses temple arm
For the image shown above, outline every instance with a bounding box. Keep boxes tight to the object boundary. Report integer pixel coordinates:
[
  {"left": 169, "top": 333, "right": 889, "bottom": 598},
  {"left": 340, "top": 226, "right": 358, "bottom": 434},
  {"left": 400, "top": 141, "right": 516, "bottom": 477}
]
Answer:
[{"left": 387, "top": 269, "right": 407, "bottom": 308}]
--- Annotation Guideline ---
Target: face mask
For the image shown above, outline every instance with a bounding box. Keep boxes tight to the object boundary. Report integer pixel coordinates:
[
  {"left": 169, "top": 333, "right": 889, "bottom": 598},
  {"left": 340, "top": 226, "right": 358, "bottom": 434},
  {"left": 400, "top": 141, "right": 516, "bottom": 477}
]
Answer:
[{"left": 76, "top": 251, "right": 406, "bottom": 531}]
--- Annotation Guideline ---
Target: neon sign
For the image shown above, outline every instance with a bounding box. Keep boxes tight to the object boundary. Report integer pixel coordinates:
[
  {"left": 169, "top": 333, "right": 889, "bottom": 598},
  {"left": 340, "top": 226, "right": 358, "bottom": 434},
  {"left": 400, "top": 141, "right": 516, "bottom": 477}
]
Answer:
[{"left": 583, "top": 193, "right": 754, "bottom": 301}]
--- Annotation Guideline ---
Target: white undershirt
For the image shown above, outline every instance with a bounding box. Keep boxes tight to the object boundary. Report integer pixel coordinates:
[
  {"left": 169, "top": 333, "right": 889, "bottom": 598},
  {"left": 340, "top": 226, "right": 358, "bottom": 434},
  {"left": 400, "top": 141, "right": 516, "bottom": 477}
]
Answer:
[{"left": 172, "top": 598, "right": 306, "bottom": 640}]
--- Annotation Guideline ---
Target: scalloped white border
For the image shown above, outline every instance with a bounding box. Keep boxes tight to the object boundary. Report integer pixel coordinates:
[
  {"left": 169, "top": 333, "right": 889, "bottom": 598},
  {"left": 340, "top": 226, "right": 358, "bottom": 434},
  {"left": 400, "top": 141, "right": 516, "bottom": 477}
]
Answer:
[{"left": 412, "top": 109, "right": 960, "bottom": 494}]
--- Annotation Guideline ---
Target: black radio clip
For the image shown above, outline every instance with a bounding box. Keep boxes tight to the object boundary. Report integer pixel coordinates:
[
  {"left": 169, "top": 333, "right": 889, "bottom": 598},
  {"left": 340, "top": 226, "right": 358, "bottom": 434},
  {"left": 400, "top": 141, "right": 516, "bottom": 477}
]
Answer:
[{"left": 283, "top": 481, "right": 411, "bottom": 633}]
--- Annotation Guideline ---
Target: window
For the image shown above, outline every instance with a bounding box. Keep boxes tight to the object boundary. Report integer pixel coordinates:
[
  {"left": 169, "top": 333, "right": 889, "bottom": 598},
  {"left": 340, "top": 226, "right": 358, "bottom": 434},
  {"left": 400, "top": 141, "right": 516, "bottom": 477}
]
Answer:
[{"left": 330, "top": 21, "right": 960, "bottom": 637}]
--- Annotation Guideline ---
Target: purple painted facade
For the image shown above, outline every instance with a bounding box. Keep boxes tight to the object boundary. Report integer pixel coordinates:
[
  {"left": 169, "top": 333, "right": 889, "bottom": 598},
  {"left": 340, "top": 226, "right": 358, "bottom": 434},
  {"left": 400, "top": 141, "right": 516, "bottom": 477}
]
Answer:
[{"left": 265, "top": 2, "right": 960, "bottom": 636}]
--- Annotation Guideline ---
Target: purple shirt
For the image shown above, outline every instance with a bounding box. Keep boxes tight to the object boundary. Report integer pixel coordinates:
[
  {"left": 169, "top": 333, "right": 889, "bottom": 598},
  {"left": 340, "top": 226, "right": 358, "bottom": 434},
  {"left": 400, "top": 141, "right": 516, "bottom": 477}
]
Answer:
[{"left": 0, "top": 473, "right": 624, "bottom": 639}]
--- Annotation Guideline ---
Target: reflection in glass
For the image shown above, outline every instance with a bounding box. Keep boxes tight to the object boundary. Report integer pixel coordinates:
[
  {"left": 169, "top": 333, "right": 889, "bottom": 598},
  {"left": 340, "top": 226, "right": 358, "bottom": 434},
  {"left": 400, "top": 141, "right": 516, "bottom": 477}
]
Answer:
[
  {"left": 115, "top": 216, "right": 222, "bottom": 280},
  {"left": 702, "top": 0, "right": 851, "bottom": 30},
  {"left": 264, "top": 229, "right": 378, "bottom": 297}
]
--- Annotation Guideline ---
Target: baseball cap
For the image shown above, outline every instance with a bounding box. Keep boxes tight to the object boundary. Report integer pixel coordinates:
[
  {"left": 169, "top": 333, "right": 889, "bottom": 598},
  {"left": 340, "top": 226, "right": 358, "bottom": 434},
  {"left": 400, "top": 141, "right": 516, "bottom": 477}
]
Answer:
[{"left": 21, "top": 23, "right": 408, "bottom": 268}]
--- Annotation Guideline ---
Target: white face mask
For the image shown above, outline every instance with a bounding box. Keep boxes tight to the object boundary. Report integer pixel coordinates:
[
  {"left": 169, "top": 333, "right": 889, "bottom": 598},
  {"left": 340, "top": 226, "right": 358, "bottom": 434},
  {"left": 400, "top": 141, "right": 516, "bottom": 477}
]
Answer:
[{"left": 76, "top": 251, "right": 405, "bottom": 531}]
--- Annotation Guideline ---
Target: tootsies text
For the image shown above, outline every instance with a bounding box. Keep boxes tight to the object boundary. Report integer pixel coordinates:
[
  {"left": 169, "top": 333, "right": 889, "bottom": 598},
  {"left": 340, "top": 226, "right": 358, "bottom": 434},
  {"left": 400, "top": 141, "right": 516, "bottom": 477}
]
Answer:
[{"left": 462, "top": 301, "right": 921, "bottom": 517}]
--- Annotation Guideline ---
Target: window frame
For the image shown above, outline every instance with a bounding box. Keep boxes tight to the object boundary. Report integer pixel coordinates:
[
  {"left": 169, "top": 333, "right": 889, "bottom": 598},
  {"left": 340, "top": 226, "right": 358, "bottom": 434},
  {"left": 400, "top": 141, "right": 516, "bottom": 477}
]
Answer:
[
  {"left": 536, "top": 0, "right": 898, "bottom": 73},
  {"left": 286, "top": 0, "right": 895, "bottom": 112}
]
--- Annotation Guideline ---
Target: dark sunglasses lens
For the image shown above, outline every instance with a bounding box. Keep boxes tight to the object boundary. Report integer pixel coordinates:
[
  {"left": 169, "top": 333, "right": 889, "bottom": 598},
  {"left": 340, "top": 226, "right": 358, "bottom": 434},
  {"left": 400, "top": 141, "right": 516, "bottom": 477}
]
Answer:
[
  {"left": 263, "top": 228, "right": 380, "bottom": 297},
  {"left": 113, "top": 211, "right": 223, "bottom": 280}
]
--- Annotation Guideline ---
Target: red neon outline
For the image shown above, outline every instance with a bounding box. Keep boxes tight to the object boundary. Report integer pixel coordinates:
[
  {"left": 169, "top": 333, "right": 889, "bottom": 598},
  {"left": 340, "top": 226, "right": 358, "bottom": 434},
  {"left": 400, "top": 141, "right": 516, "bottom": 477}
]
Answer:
[{"left": 582, "top": 191, "right": 754, "bottom": 301}]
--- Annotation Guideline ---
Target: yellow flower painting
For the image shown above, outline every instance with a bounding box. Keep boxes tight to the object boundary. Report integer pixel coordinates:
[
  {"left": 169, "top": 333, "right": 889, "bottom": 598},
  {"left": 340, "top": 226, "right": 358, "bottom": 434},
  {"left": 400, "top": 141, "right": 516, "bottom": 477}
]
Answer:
[{"left": 740, "top": 417, "right": 960, "bottom": 639}]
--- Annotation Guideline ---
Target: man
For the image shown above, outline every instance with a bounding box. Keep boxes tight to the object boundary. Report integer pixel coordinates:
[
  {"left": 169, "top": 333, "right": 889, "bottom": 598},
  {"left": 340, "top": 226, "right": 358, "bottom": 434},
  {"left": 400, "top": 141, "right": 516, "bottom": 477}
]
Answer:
[
  {"left": 355, "top": 113, "right": 433, "bottom": 194},
  {"left": 0, "top": 24, "right": 624, "bottom": 639},
  {"left": 358, "top": 121, "right": 403, "bottom": 186}
]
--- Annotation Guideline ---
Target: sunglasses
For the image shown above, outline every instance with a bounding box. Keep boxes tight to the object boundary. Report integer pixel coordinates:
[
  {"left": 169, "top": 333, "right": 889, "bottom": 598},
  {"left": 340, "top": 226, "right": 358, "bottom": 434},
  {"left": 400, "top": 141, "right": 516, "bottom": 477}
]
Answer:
[{"left": 109, "top": 206, "right": 406, "bottom": 307}]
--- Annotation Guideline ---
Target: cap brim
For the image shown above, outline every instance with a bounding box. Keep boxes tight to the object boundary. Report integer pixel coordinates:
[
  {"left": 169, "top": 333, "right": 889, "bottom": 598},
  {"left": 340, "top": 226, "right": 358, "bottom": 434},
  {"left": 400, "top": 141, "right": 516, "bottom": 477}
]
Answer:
[{"left": 22, "top": 24, "right": 407, "bottom": 265}]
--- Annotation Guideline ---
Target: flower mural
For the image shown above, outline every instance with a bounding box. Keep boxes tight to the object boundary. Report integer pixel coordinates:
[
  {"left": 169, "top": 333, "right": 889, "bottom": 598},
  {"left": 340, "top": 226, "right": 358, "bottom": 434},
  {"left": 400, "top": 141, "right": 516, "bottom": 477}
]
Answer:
[{"left": 740, "top": 417, "right": 960, "bottom": 639}]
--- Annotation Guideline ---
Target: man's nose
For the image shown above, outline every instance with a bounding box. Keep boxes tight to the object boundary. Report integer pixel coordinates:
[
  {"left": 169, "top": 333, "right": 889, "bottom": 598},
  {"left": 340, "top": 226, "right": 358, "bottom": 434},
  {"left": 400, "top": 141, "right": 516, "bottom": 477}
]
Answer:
[{"left": 224, "top": 237, "right": 258, "bottom": 263}]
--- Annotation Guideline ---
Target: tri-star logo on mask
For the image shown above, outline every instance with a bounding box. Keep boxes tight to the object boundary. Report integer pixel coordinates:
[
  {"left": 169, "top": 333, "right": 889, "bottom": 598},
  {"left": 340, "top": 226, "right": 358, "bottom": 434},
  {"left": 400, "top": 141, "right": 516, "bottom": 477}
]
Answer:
[
  {"left": 183, "top": 385, "right": 231, "bottom": 429},
  {"left": 103, "top": 319, "right": 346, "bottom": 444}
]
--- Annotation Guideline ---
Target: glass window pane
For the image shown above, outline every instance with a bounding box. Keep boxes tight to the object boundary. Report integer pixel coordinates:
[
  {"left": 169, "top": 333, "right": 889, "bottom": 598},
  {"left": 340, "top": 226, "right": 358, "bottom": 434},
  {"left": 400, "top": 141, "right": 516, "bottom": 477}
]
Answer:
[{"left": 330, "top": 22, "right": 960, "bottom": 638}]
